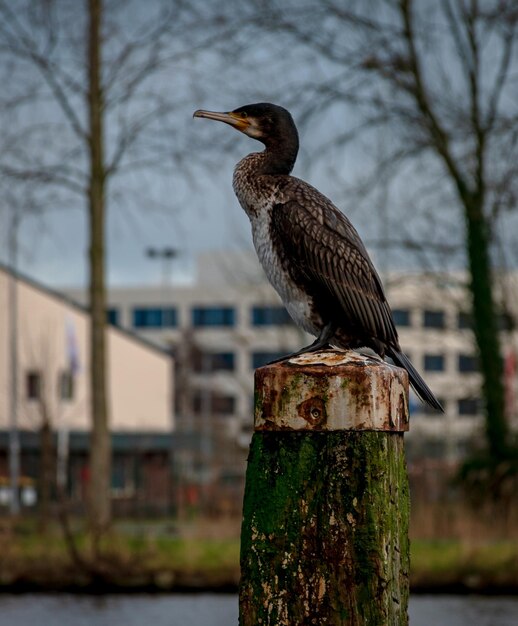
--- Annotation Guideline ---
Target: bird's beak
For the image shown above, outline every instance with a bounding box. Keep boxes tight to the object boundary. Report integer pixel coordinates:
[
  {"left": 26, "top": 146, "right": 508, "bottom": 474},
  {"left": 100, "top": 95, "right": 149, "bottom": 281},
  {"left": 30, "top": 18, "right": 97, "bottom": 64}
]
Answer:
[{"left": 193, "top": 109, "right": 249, "bottom": 132}]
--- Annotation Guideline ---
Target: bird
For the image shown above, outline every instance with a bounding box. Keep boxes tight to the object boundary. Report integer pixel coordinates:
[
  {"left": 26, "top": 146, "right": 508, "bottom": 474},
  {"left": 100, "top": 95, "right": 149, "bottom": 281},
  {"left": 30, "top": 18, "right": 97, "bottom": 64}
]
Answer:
[{"left": 194, "top": 103, "right": 443, "bottom": 411}]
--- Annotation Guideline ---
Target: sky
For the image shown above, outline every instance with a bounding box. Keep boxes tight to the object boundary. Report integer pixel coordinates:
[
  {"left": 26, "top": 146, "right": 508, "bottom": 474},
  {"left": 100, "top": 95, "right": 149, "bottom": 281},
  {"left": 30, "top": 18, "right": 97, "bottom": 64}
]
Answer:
[
  {"left": 0, "top": 25, "right": 372, "bottom": 287},
  {"left": 6, "top": 149, "right": 252, "bottom": 288},
  {"left": 0, "top": 0, "right": 332, "bottom": 288},
  {"left": 1, "top": 0, "right": 517, "bottom": 290}
]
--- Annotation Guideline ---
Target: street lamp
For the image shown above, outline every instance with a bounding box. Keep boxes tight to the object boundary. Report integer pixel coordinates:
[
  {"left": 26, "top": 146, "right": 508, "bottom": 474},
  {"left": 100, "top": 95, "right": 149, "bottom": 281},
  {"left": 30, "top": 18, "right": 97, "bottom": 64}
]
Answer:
[
  {"left": 145, "top": 246, "right": 180, "bottom": 514},
  {"left": 145, "top": 247, "right": 178, "bottom": 287}
]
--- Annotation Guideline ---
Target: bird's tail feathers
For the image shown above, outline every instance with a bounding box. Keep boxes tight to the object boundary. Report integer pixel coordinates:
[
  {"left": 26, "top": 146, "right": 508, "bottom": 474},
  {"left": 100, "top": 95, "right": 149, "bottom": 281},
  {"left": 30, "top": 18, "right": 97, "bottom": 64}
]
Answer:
[{"left": 388, "top": 349, "right": 444, "bottom": 413}]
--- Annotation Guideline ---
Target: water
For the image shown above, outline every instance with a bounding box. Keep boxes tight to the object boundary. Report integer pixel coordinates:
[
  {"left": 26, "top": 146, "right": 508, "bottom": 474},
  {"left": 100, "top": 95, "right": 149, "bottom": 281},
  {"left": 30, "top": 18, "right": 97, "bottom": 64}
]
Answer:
[
  {"left": 0, "top": 594, "right": 516, "bottom": 625},
  {"left": 409, "top": 595, "right": 518, "bottom": 625}
]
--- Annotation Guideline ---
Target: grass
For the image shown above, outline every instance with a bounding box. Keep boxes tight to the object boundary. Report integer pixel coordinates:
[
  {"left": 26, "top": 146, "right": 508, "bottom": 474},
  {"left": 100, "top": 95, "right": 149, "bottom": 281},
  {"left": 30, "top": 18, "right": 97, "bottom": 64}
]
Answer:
[
  {"left": 411, "top": 539, "right": 518, "bottom": 591},
  {"left": 130, "top": 535, "right": 240, "bottom": 571},
  {"left": 0, "top": 517, "right": 241, "bottom": 589},
  {"left": 1, "top": 518, "right": 518, "bottom": 592}
]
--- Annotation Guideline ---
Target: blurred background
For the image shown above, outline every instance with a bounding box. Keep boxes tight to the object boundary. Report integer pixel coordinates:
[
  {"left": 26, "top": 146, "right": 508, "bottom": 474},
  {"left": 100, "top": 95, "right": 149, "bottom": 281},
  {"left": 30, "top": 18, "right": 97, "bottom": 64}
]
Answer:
[{"left": 0, "top": 0, "right": 517, "bottom": 624}]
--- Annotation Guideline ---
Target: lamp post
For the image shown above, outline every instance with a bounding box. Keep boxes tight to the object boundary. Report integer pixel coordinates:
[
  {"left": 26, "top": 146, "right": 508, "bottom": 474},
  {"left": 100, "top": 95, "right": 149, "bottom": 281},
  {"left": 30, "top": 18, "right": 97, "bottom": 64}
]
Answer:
[
  {"left": 146, "top": 246, "right": 178, "bottom": 287},
  {"left": 145, "top": 246, "right": 179, "bottom": 514}
]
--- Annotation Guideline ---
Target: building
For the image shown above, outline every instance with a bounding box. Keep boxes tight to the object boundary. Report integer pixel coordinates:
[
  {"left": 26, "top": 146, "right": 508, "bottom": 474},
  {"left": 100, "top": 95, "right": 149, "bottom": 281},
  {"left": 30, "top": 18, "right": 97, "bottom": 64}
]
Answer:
[
  {"left": 0, "top": 264, "right": 174, "bottom": 515},
  {"left": 384, "top": 270, "right": 518, "bottom": 461},
  {"left": 65, "top": 252, "right": 518, "bottom": 471},
  {"left": 67, "top": 252, "right": 307, "bottom": 506}
]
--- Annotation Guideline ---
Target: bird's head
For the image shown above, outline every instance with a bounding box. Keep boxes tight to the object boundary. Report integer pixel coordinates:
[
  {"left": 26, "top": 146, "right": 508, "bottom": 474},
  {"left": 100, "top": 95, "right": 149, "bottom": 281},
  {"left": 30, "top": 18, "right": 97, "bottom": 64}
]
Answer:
[{"left": 193, "top": 103, "right": 298, "bottom": 149}]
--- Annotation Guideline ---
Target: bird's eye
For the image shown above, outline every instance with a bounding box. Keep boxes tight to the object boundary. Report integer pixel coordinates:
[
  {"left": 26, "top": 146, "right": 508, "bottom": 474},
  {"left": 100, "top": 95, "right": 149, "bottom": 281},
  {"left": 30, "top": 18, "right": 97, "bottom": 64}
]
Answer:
[{"left": 241, "top": 112, "right": 248, "bottom": 118}]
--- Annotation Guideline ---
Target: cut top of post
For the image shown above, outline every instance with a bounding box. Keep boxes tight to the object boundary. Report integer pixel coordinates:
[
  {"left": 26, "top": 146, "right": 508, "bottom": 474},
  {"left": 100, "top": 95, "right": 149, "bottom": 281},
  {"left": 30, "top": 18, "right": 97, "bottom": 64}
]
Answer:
[{"left": 254, "top": 350, "right": 409, "bottom": 432}]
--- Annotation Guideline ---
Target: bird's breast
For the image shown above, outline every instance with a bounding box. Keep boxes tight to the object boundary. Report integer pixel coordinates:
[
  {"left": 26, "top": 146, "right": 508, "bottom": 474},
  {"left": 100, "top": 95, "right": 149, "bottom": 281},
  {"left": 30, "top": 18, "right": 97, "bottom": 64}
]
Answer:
[
  {"left": 232, "top": 155, "right": 321, "bottom": 336},
  {"left": 250, "top": 212, "right": 320, "bottom": 336}
]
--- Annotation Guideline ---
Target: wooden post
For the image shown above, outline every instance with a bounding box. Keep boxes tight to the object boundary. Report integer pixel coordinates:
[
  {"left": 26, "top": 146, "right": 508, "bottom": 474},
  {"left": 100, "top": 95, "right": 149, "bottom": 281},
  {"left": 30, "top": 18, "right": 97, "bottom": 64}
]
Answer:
[{"left": 239, "top": 350, "right": 410, "bottom": 626}]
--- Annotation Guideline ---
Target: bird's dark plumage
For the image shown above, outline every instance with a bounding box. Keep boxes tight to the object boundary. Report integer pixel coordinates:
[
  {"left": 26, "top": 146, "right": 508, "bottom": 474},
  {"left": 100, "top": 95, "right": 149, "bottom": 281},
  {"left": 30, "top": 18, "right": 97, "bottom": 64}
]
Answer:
[{"left": 194, "top": 103, "right": 443, "bottom": 411}]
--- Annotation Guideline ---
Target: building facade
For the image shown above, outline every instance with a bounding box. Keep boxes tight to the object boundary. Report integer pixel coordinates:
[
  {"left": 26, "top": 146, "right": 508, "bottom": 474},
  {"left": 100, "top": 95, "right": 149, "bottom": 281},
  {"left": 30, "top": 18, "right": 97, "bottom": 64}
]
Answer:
[
  {"left": 0, "top": 265, "right": 174, "bottom": 514},
  {"left": 65, "top": 252, "right": 518, "bottom": 471}
]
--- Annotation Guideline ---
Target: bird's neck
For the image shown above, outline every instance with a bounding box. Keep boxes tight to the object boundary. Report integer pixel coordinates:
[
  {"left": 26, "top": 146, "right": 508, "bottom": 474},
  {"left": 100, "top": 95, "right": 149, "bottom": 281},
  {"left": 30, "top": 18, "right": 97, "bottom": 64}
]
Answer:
[
  {"left": 233, "top": 136, "right": 298, "bottom": 219},
  {"left": 259, "top": 135, "right": 299, "bottom": 175},
  {"left": 233, "top": 153, "right": 281, "bottom": 219}
]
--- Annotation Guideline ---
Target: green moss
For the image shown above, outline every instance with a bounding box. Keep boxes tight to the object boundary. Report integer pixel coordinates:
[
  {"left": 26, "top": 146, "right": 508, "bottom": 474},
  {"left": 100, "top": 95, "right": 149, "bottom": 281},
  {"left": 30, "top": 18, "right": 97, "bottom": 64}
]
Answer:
[
  {"left": 341, "top": 377, "right": 350, "bottom": 389},
  {"left": 253, "top": 389, "right": 263, "bottom": 417},
  {"left": 240, "top": 431, "right": 409, "bottom": 625}
]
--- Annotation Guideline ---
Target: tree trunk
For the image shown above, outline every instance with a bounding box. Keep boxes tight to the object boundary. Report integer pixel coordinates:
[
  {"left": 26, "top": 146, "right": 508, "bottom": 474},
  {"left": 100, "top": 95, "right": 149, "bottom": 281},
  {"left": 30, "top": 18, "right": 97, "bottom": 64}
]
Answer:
[
  {"left": 464, "top": 195, "right": 507, "bottom": 459},
  {"left": 87, "top": 0, "right": 111, "bottom": 539}
]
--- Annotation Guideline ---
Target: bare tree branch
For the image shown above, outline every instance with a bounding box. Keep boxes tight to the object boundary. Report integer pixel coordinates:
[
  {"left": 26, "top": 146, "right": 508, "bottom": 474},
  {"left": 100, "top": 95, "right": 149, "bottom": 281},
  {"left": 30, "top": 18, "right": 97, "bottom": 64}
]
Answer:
[{"left": 0, "top": 2, "right": 88, "bottom": 142}]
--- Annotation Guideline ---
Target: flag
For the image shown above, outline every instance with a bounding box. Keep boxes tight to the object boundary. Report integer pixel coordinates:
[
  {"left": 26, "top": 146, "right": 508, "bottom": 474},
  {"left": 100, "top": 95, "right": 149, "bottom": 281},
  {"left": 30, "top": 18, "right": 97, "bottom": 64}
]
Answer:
[{"left": 65, "top": 316, "right": 80, "bottom": 375}]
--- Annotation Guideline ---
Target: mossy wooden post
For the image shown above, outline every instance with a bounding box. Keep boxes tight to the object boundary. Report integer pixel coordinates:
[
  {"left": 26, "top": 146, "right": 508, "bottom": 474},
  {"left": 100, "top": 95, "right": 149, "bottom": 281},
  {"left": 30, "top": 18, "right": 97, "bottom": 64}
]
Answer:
[{"left": 239, "top": 350, "right": 410, "bottom": 626}]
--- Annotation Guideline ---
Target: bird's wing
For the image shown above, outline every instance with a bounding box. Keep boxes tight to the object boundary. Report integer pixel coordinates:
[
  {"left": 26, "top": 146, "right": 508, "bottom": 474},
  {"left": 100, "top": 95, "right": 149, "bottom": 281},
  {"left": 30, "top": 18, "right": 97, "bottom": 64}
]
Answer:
[{"left": 271, "top": 192, "right": 399, "bottom": 346}]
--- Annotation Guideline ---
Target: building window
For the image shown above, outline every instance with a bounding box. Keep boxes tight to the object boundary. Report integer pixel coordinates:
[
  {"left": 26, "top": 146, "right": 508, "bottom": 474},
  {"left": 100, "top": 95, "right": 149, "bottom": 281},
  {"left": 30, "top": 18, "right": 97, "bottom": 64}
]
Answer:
[
  {"left": 392, "top": 309, "right": 411, "bottom": 327},
  {"left": 424, "top": 354, "right": 445, "bottom": 372},
  {"left": 458, "top": 354, "right": 478, "bottom": 373},
  {"left": 111, "top": 456, "right": 136, "bottom": 496},
  {"left": 192, "top": 391, "right": 236, "bottom": 415},
  {"left": 193, "top": 352, "right": 235, "bottom": 372},
  {"left": 26, "top": 371, "right": 42, "bottom": 400},
  {"left": 252, "top": 351, "right": 287, "bottom": 369},
  {"left": 457, "top": 311, "right": 473, "bottom": 330},
  {"left": 459, "top": 311, "right": 514, "bottom": 332},
  {"left": 106, "top": 307, "right": 119, "bottom": 325},
  {"left": 133, "top": 307, "right": 177, "bottom": 328},
  {"left": 212, "top": 394, "right": 236, "bottom": 414},
  {"left": 410, "top": 394, "right": 445, "bottom": 416},
  {"left": 422, "top": 398, "right": 446, "bottom": 416},
  {"left": 192, "top": 307, "right": 235, "bottom": 327},
  {"left": 458, "top": 397, "right": 481, "bottom": 416},
  {"left": 251, "top": 306, "right": 293, "bottom": 326},
  {"left": 58, "top": 370, "right": 74, "bottom": 401},
  {"left": 423, "top": 310, "right": 445, "bottom": 329}
]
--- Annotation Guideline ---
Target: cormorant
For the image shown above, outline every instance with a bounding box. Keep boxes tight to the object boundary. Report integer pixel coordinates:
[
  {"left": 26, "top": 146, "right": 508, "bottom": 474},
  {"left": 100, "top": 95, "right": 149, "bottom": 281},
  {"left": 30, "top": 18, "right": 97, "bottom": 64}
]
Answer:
[{"left": 194, "top": 103, "right": 443, "bottom": 411}]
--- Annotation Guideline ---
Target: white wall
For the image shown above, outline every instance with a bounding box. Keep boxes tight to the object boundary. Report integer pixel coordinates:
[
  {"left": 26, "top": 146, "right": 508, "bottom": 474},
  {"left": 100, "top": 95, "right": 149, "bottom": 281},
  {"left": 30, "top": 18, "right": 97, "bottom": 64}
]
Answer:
[{"left": 0, "top": 268, "right": 173, "bottom": 433}]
